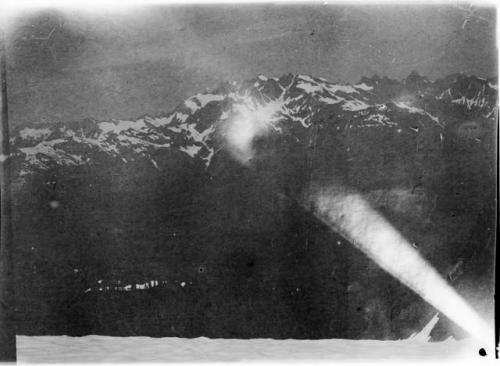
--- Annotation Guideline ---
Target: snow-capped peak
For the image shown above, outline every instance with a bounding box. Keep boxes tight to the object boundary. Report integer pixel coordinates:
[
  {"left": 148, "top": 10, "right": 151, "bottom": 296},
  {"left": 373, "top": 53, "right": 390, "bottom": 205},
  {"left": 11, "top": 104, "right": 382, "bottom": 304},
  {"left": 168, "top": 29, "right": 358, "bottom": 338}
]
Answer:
[{"left": 11, "top": 72, "right": 496, "bottom": 178}]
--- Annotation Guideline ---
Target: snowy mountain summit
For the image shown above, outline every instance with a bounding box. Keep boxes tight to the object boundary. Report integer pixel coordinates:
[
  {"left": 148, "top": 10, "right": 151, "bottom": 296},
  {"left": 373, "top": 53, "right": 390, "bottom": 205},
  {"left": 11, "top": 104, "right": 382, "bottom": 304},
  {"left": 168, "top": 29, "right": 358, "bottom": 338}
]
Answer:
[{"left": 11, "top": 72, "right": 498, "bottom": 178}]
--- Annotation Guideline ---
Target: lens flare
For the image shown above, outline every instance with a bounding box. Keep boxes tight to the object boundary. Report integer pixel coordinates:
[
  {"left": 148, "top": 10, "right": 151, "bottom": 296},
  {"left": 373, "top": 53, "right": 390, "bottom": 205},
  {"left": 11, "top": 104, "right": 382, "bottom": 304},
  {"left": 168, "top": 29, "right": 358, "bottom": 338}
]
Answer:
[
  {"left": 224, "top": 100, "right": 283, "bottom": 164},
  {"left": 307, "top": 185, "right": 493, "bottom": 346}
]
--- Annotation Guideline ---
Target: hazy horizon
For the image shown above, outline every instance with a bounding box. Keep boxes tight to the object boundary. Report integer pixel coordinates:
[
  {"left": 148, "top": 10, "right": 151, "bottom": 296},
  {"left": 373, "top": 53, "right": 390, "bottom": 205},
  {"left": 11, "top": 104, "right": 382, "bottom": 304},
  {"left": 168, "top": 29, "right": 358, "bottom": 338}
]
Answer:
[{"left": 4, "top": 3, "right": 497, "bottom": 126}]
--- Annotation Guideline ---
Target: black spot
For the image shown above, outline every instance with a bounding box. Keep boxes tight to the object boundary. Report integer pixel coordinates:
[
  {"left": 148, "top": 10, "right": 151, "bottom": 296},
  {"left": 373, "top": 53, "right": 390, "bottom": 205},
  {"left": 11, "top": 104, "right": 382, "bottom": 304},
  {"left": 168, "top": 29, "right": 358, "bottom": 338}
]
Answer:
[
  {"left": 247, "top": 260, "right": 255, "bottom": 268},
  {"left": 356, "top": 307, "right": 362, "bottom": 312},
  {"left": 198, "top": 267, "right": 204, "bottom": 273},
  {"left": 479, "top": 348, "right": 487, "bottom": 357}
]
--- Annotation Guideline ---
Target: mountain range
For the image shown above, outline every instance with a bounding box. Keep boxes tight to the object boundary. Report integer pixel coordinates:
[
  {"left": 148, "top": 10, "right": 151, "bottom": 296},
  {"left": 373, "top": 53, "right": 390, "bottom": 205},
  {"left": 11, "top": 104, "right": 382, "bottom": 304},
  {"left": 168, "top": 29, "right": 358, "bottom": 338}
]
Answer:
[
  {"left": 11, "top": 71, "right": 497, "bottom": 177},
  {"left": 10, "top": 71, "right": 497, "bottom": 340}
]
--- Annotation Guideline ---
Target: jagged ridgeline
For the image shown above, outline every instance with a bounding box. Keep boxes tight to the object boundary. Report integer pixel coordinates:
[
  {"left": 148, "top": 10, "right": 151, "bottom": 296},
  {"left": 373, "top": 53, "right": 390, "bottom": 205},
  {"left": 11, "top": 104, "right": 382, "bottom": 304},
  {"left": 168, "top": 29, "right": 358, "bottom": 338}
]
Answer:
[{"left": 12, "top": 72, "right": 497, "bottom": 339}]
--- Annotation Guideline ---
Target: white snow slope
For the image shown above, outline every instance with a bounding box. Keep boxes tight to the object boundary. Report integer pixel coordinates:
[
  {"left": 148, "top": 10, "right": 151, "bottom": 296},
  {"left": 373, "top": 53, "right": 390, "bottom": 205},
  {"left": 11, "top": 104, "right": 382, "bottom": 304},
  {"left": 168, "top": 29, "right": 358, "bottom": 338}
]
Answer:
[
  {"left": 16, "top": 313, "right": 495, "bottom": 363},
  {"left": 16, "top": 335, "right": 490, "bottom": 364}
]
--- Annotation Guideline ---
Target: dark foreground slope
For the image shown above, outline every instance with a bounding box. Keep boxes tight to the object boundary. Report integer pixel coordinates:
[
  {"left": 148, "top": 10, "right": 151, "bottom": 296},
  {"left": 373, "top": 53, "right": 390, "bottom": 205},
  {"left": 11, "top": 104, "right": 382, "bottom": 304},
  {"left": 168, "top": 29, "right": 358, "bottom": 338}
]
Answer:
[{"left": 10, "top": 72, "right": 497, "bottom": 339}]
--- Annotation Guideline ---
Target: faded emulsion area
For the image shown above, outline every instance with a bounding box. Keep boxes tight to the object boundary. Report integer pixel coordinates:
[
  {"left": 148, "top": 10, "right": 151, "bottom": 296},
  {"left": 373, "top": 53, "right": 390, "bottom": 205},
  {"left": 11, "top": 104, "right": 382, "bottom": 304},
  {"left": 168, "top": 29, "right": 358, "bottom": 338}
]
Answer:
[{"left": 1, "top": 2, "right": 497, "bottom": 354}]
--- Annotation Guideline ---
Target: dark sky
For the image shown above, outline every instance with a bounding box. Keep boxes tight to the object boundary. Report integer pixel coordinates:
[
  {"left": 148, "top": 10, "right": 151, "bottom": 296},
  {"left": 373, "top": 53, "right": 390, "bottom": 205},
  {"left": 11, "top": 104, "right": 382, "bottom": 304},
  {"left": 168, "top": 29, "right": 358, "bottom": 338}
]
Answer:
[{"left": 4, "top": 3, "right": 497, "bottom": 126}]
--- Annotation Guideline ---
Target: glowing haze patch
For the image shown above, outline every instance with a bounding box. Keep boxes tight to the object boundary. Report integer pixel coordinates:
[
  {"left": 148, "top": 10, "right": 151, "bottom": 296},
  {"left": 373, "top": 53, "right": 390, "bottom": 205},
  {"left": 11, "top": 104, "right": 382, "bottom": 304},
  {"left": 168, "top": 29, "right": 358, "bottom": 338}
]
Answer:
[
  {"left": 224, "top": 101, "right": 283, "bottom": 164},
  {"left": 308, "top": 186, "right": 493, "bottom": 346}
]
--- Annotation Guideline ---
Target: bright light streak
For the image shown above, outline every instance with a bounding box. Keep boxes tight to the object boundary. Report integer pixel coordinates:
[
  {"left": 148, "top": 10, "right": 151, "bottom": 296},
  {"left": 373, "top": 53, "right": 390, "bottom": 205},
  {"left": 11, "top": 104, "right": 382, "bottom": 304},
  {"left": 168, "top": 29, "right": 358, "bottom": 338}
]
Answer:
[
  {"left": 307, "top": 185, "right": 493, "bottom": 347},
  {"left": 223, "top": 94, "right": 493, "bottom": 348}
]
